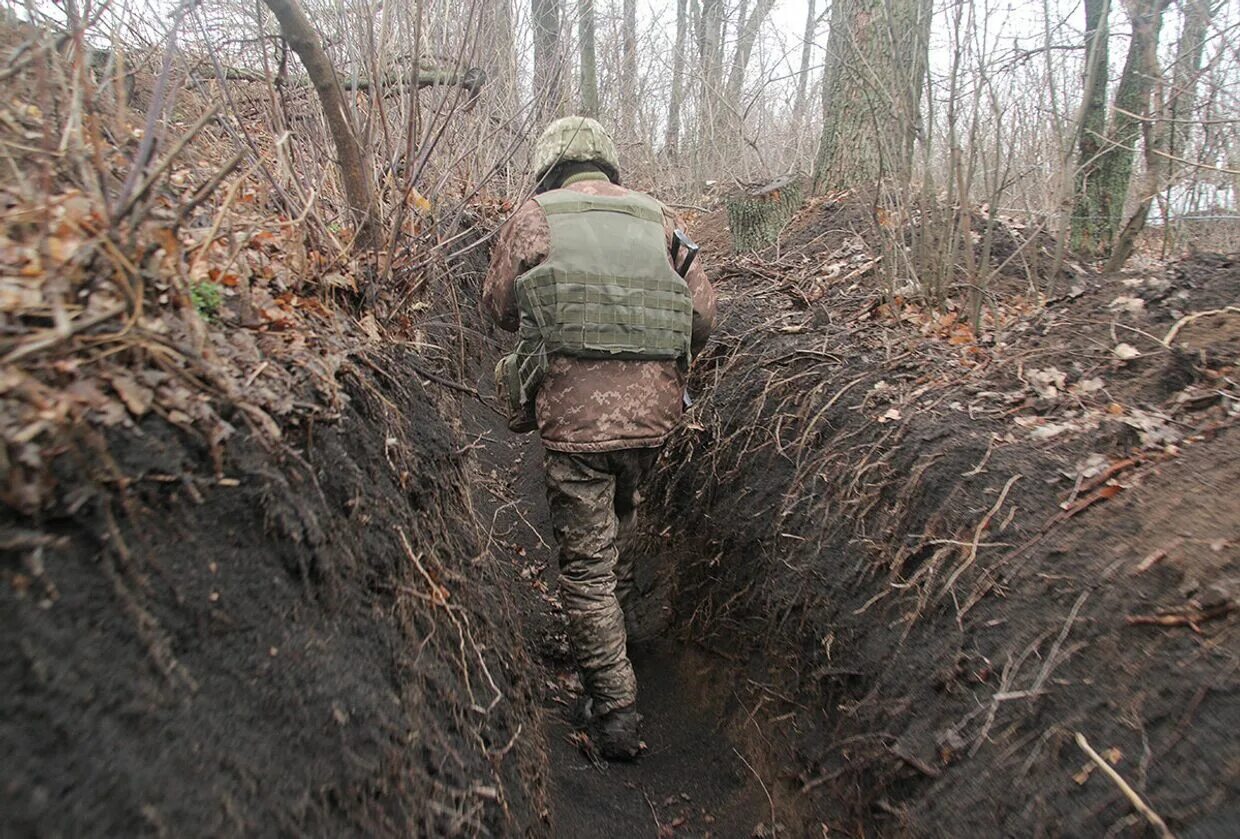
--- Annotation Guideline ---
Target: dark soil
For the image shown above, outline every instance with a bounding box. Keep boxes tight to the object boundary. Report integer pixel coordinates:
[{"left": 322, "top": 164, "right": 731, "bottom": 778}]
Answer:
[
  {"left": 636, "top": 210, "right": 1240, "bottom": 838},
  {"left": 461, "top": 383, "right": 776, "bottom": 838},
  {"left": 6, "top": 185, "right": 1237, "bottom": 839},
  {"left": 2, "top": 349, "right": 546, "bottom": 836}
]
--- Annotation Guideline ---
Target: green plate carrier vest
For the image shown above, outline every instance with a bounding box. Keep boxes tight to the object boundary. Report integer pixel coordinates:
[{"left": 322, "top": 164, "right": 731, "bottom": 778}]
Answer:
[{"left": 495, "top": 189, "right": 694, "bottom": 432}]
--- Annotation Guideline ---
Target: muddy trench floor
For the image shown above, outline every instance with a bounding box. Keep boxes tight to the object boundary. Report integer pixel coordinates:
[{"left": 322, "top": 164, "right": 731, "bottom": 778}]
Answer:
[{"left": 465, "top": 401, "right": 774, "bottom": 838}]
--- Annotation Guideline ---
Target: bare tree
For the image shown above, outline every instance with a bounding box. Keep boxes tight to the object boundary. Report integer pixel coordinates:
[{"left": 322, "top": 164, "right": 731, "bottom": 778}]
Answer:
[
  {"left": 725, "top": 0, "right": 776, "bottom": 110},
  {"left": 262, "top": 0, "right": 376, "bottom": 247},
  {"left": 533, "top": 0, "right": 563, "bottom": 117},
  {"left": 1108, "top": 0, "right": 1216, "bottom": 268},
  {"left": 666, "top": 0, "right": 688, "bottom": 159},
  {"left": 790, "top": 0, "right": 818, "bottom": 138},
  {"left": 696, "top": 0, "right": 724, "bottom": 147},
  {"left": 621, "top": 0, "right": 638, "bottom": 138},
  {"left": 1164, "top": 0, "right": 1215, "bottom": 203},
  {"left": 1070, "top": 0, "right": 1112, "bottom": 254},
  {"left": 813, "top": 0, "right": 933, "bottom": 192},
  {"left": 579, "top": 0, "right": 598, "bottom": 117},
  {"left": 1075, "top": 0, "right": 1170, "bottom": 256}
]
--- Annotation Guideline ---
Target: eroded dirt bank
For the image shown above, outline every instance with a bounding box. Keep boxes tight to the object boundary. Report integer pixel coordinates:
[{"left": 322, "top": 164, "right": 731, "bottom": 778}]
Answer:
[
  {"left": 5, "top": 189, "right": 1237, "bottom": 839},
  {"left": 637, "top": 203, "right": 1240, "bottom": 836},
  {"left": 2, "top": 348, "right": 547, "bottom": 836}
]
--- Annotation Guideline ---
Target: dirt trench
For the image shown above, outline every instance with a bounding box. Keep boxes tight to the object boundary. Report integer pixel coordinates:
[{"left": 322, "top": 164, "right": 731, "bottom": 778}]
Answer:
[
  {"left": 463, "top": 394, "right": 780, "bottom": 838},
  {"left": 6, "top": 203, "right": 1237, "bottom": 837},
  {"left": 628, "top": 224, "right": 1240, "bottom": 836}
]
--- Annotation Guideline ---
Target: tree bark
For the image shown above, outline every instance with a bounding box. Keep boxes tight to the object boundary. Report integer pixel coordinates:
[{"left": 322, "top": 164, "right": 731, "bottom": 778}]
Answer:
[
  {"left": 1069, "top": 0, "right": 1113, "bottom": 254},
  {"left": 1074, "top": 0, "right": 1167, "bottom": 257},
  {"left": 812, "top": 0, "right": 932, "bottom": 193},
  {"left": 726, "top": 174, "right": 804, "bottom": 252},
  {"left": 621, "top": 0, "right": 638, "bottom": 139},
  {"left": 791, "top": 0, "right": 817, "bottom": 136},
  {"left": 532, "top": 0, "right": 563, "bottom": 117},
  {"left": 666, "top": 0, "right": 688, "bottom": 159},
  {"left": 261, "top": 0, "right": 376, "bottom": 248},
  {"left": 1107, "top": 0, "right": 1212, "bottom": 269},
  {"left": 578, "top": 0, "right": 598, "bottom": 117}
]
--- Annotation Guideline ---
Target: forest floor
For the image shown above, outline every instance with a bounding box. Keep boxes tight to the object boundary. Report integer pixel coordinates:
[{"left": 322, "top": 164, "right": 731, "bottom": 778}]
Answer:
[{"left": 3, "top": 35, "right": 1237, "bottom": 829}]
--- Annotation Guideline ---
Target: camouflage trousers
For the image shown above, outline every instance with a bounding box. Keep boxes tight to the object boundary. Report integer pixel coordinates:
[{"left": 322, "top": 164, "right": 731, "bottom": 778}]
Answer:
[{"left": 544, "top": 447, "right": 659, "bottom": 716}]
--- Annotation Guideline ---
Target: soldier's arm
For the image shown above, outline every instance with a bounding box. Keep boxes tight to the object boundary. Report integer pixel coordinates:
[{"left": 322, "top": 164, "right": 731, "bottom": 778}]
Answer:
[
  {"left": 482, "top": 200, "right": 549, "bottom": 332},
  {"left": 663, "top": 208, "right": 717, "bottom": 358}
]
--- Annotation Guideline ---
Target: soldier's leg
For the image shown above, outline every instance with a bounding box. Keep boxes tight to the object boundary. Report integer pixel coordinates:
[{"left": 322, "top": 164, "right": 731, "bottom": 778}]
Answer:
[
  {"left": 613, "top": 508, "right": 638, "bottom": 616},
  {"left": 612, "top": 448, "right": 660, "bottom": 617},
  {"left": 544, "top": 450, "right": 636, "bottom": 717}
]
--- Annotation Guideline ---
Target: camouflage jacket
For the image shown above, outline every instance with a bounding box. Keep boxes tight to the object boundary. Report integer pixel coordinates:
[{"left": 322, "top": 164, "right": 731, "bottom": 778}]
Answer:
[{"left": 482, "top": 175, "right": 716, "bottom": 453}]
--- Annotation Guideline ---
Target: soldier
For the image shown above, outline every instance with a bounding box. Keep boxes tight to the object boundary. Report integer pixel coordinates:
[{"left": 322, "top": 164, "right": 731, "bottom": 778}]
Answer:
[{"left": 483, "top": 117, "right": 715, "bottom": 760}]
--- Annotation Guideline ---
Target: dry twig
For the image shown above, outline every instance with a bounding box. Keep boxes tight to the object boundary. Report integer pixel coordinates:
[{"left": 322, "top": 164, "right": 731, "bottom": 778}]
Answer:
[{"left": 1075, "top": 731, "right": 1176, "bottom": 839}]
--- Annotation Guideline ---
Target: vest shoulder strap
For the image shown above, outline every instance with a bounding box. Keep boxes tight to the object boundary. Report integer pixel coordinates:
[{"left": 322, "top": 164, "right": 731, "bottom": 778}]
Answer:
[{"left": 534, "top": 189, "right": 665, "bottom": 226}]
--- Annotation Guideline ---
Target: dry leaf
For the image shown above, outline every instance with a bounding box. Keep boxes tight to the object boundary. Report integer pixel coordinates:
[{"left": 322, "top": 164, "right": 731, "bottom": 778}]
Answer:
[
  {"left": 323, "top": 272, "right": 358, "bottom": 292},
  {"left": 108, "top": 373, "right": 154, "bottom": 417},
  {"left": 1027, "top": 367, "right": 1066, "bottom": 399},
  {"left": 1108, "top": 296, "right": 1146, "bottom": 315},
  {"left": 359, "top": 313, "right": 381, "bottom": 342}
]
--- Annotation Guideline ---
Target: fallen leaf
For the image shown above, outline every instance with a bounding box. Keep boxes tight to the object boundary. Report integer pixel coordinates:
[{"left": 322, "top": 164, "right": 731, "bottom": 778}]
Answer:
[
  {"left": 1062, "top": 483, "right": 1122, "bottom": 518},
  {"left": 1027, "top": 367, "right": 1067, "bottom": 399},
  {"left": 359, "top": 313, "right": 381, "bottom": 342},
  {"left": 108, "top": 373, "right": 154, "bottom": 416},
  {"left": 1108, "top": 296, "right": 1146, "bottom": 315},
  {"left": 323, "top": 272, "right": 358, "bottom": 292},
  {"left": 1072, "top": 377, "right": 1105, "bottom": 395}
]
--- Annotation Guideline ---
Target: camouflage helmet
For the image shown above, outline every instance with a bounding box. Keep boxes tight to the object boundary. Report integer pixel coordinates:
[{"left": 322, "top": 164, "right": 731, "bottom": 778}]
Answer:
[{"left": 533, "top": 116, "right": 620, "bottom": 183}]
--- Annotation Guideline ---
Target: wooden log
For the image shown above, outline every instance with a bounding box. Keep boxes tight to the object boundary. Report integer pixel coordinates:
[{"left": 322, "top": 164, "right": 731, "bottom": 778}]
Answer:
[{"left": 725, "top": 174, "right": 804, "bottom": 253}]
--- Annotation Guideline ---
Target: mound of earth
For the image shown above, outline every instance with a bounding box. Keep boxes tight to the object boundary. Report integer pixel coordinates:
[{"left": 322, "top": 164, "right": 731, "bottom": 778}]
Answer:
[
  {"left": 633, "top": 204, "right": 1239, "bottom": 835},
  {"left": 2, "top": 344, "right": 547, "bottom": 835}
]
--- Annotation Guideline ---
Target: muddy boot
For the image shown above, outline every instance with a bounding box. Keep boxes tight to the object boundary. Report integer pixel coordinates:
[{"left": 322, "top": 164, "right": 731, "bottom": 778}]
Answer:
[
  {"left": 592, "top": 704, "right": 641, "bottom": 761},
  {"left": 572, "top": 694, "right": 595, "bottom": 729}
]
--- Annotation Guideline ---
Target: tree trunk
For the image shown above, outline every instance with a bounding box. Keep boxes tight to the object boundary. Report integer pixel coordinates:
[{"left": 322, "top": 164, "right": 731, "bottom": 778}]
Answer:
[
  {"left": 621, "top": 0, "right": 638, "bottom": 139},
  {"left": 578, "top": 0, "right": 598, "bottom": 117},
  {"left": 697, "top": 0, "right": 723, "bottom": 147},
  {"left": 488, "top": 0, "right": 519, "bottom": 107},
  {"left": 666, "top": 0, "right": 688, "bottom": 159},
  {"left": 791, "top": 0, "right": 817, "bottom": 136},
  {"left": 726, "top": 174, "right": 804, "bottom": 252},
  {"left": 1165, "top": 0, "right": 1212, "bottom": 193},
  {"left": 532, "top": 0, "right": 562, "bottom": 117},
  {"left": 1085, "top": 0, "right": 1167, "bottom": 257},
  {"left": 1069, "top": 0, "right": 1112, "bottom": 254},
  {"left": 1107, "top": 0, "right": 1212, "bottom": 269},
  {"left": 725, "top": 0, "right": 776, "bottom": 112},
  {"left": 262, "top": 0, "right": 376, "bottom": 247},
  {"left": 812, "top": 0, "right": 932, "bottom": 193}
]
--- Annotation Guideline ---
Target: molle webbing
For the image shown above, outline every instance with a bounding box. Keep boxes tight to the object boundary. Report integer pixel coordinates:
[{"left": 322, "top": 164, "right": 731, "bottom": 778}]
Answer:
[{"left": 517, "top": 191, "right": 693, "bottom": 364}]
